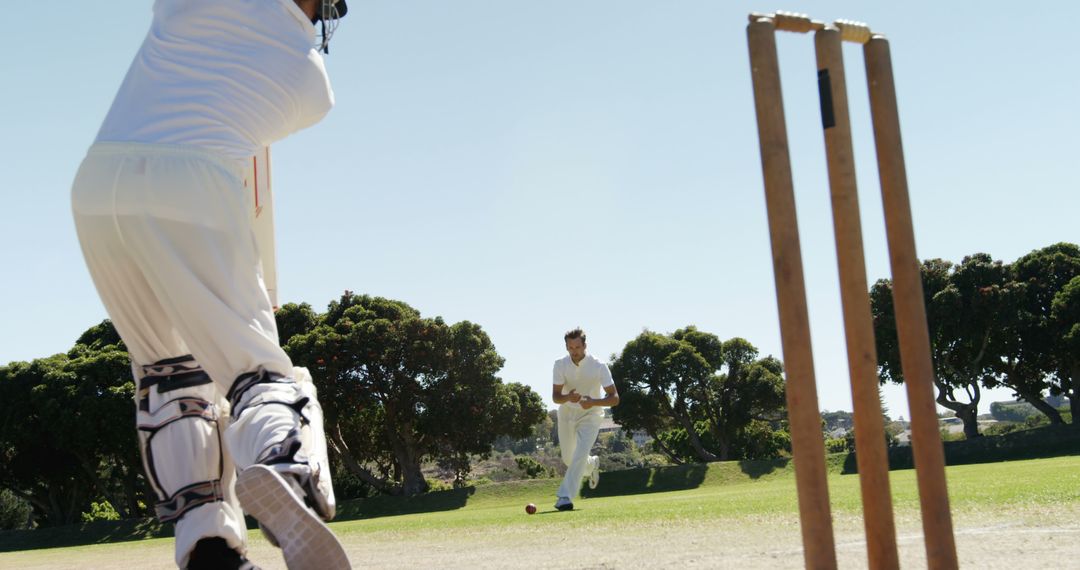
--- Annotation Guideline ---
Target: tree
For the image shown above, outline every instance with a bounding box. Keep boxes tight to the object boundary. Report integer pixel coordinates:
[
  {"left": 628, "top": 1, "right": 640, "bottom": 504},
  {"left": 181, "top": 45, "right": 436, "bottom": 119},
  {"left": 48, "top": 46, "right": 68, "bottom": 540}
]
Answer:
[
  {"left": 0, "top": 321, "right": 144, "bottom": 526},
  {"left": 281, "top": 292, "right": 545, "bottom": 496},
  {"left": 275, "top": 301, "right": 318, "bottom": 347},
  {"left": 990, "top": 244, "right": 1080, "bottom": 424},
  {"left": 494, "top": 411, "right": 555, "bottom": 454},
  {"left": 0, "top": 488, "right": 31, "bottom": 530},
  {"left": 609, "top": 329, "right": 719, "bottom": 462},
  {"left": 1052, "top": 276, "right": 1080, "bottom": 420},
  {"left": 694, "top": 337, "right": 785, "bottom": 460},
  {"left": 871, "top": 255, "right": 1012, "bottom": 438},
  {"left": 822, "top": 410, "right": 854, "bottom": 432},
  {"left": 610, "top": 327, "right": 787, "bottom": 463}
]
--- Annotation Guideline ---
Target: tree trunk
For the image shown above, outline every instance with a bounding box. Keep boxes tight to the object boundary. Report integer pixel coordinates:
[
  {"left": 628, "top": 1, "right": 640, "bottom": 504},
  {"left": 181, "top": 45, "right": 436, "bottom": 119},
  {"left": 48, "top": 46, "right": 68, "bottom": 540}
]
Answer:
[
  {"left": 706, "top": 421, "right": 732, "bottom": 461},
  {"left": 934, "top": 380, "right": 981, "bottom": 438},
  {"left": 399, "top": 461, "right": 428, "bottom": 496},
  {"left": 75, "top": 453, "right": 130, "bottom": 519},
  {"left": 674, "top": 411, "right": 719, "bottom": 462},
  {"left": 65, "top": 486, "right": 81, "bottom": 525},
  {"left": 122, "top": 467, "right": 149, "bottom": 518},
  {"left": 957, "top": 405, "right": 980, "bottom": 439},
  {"left": 391, "top": 430, "right": 428, "bottom": 497},
  {"left": 716, "top": 436, "right": 731, "bottom": 461},
  {"left": 328, "top": 427, "right": 396, "bottom": 494},
  {"left": 704, "top": 403, "right": 731, "bottom": 461},
  {"left": 1071, "top": 365, "right": 1080, "bottom": 425},
  {"left": 47, "top": 488, "right": 63, "bottom": 527},
  {"left": 647, "top": 430, "right": 684, "bottom": 465},
  {"left": 1014, "top": 386, "right": 1065, "bottom": 425}
]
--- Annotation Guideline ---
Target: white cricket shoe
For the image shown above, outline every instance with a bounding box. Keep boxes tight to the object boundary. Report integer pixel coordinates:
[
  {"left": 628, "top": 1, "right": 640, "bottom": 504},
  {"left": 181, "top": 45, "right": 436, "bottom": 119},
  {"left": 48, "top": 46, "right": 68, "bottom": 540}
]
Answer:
[
  {"left": 236, "top": 464, "right": 351, "bottom": 570},
  {"left": 588, "top": 456, "right": 600, "bottom": 490},
  {"left": 554, "top": 496, "right": 574, "bottom": 511}
]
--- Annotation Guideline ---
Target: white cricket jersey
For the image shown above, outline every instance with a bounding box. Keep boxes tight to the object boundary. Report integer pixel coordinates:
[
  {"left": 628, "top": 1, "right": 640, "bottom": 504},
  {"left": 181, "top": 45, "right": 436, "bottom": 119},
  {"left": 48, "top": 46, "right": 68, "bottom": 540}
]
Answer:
[
  {"left": 96, "top": 0, "right": 334, "bottom": 160},
  {"left": 553, "top": 354, "right": 614, "bottom": 408}
]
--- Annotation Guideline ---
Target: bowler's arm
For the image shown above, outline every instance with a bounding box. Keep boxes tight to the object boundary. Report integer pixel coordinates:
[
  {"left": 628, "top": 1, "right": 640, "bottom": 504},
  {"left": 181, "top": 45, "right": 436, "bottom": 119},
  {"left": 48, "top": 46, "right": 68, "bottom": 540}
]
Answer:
[
  {"left": 581, "top": 384, "right": 620, "bottom": 409},
  {"left": 552, "top": 384, "right": 581, "bottom": 404}
]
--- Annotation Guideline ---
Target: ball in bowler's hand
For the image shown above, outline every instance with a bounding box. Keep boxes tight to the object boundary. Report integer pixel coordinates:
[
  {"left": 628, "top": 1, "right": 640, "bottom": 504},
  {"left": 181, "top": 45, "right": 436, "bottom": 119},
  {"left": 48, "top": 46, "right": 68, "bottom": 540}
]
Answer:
[{"left": 526, "top": 503, "right": 537, "bottom": 515}]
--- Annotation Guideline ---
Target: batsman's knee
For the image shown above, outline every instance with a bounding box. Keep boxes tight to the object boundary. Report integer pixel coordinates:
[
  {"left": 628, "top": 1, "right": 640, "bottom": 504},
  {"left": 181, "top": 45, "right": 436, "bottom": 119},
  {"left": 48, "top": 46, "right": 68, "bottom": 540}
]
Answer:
[{"left": 226, "top": 366, "right": 337, "bottom": 520}]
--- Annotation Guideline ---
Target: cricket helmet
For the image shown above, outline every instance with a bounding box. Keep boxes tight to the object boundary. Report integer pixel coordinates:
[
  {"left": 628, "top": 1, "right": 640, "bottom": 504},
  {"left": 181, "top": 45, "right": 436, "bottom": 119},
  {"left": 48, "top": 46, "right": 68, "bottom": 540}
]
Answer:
[{"left": 314, "top": 0, "right": 347, "bottom": 53}]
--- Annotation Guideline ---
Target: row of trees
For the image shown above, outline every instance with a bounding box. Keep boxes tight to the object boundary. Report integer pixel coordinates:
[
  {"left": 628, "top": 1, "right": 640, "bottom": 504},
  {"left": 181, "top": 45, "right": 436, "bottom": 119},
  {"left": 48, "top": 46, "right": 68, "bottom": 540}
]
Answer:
[
  {"left": 277, "top": 293, "right": 546, "bottom": 496},
  {"left": 0, "top": 322, "right": 142, "bottom": 527},
  {"left": 0, "top": 293, "right": 547, "bottom": 527},
  {"left": 871, "top": 242, "right": 1079, "bottom": 438},
  {"left": 2, "top": 242, "right": 1073, "bottom": 527}
]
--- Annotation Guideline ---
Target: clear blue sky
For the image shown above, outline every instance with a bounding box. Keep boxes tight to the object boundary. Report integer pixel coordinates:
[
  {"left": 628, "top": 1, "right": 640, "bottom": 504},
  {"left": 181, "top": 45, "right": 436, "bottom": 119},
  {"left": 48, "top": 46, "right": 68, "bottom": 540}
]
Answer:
[{"left": 2, "top": 1, "right": 1077, "bottom": 420}]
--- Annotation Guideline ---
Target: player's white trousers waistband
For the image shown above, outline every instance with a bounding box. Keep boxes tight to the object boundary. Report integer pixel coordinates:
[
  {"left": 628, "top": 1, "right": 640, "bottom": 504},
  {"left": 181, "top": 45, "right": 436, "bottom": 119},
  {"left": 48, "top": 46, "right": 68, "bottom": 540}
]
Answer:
[{"left": 86, "top": 141, "right": 247, "bottom": 174}]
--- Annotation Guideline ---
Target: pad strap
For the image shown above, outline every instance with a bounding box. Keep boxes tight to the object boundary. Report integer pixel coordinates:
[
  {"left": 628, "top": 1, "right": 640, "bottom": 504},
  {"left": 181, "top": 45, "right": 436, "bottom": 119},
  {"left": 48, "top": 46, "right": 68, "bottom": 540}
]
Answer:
[
  {"left": 155, "top": 480, "right": 225, "bottom": 523},
  {"left": 137, "top": 397, "right": 217, "bottom": 432},
  {"left": 138, "top": 355, "right": 212, "bottom": 412},
  {"left": 227, "top": 367, "right": 290, "bottom": 418},
  {"left": 255, "top": 427, "right": 304, "bottom": 465}
]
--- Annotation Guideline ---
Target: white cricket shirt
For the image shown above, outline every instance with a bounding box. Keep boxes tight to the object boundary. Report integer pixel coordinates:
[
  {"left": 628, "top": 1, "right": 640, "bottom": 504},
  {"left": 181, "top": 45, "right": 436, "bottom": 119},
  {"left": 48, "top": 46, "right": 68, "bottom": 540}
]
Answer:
[
  {"left": 96, "top": 0, "right": 334, "bottom": 159},
  {"left": 552, "top": 354, "right": 614, "bottom": 409}
]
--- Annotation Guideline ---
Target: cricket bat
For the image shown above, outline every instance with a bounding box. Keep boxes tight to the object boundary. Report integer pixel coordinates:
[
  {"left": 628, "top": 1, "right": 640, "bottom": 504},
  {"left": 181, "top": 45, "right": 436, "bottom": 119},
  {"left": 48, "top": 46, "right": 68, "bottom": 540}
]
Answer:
[{"left": 247, "top": 146, "right": 279, "bottom": 310}]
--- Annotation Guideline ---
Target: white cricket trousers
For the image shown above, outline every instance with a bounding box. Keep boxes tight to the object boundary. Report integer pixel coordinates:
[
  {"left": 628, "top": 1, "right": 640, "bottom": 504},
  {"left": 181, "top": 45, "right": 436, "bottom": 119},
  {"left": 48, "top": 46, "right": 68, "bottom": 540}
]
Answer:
[
  {"left": 71, "top": 142, "right": 297, "bottom": 567},
  {"left": 557, "top": 404, "right": 603, "bottom": 500}
]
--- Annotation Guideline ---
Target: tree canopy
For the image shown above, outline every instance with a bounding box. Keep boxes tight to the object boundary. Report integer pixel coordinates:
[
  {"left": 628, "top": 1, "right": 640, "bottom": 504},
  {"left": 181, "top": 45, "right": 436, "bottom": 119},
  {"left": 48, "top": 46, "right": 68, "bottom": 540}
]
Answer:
[
  {"left": 0, "top": 321, "right": 144, "bottom": 527},
  {"left": 872, "top": 243, "right": 1080, "bottom": 435},
  {"left": 610, "top": 327, "right": 787, "bottom": 463},
  {"left": 279, "top": 292, "right": 546, "bottom": 495}
]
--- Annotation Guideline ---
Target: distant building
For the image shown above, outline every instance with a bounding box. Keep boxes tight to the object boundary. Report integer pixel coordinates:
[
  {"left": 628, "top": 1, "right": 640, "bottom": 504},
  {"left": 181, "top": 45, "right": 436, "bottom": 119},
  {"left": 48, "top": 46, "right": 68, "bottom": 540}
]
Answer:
[{"left": 598, "top": 417, "right": 651, "bottom": 447}]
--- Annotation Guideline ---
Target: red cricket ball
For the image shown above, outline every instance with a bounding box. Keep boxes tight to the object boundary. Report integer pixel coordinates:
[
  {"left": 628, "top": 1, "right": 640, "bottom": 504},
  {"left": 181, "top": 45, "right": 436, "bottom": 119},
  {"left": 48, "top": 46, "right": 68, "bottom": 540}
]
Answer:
[{"left": 525, "top": 503, "right": 537, "bottom": 515}]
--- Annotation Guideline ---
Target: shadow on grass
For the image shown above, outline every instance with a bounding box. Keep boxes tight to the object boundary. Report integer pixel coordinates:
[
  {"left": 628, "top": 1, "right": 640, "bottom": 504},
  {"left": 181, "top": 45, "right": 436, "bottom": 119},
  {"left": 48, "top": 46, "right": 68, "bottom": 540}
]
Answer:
[
  {"left": 738, "top": 457, "right": 791, "bottom": 478},
  {"left": 0, "top": 486, "right": 479, "bottom": 552},
  {"left": 0, "top": 517, "right": 171, "bottom": 553},
  {"left": 580, "top": 457, "right": 794, "bottom": 500},
  {"left": 335, "top": 485, "right": 475, "bottom": 521},
  {"left": 580, "top": 463, "right": 708, "bottom": 498}
]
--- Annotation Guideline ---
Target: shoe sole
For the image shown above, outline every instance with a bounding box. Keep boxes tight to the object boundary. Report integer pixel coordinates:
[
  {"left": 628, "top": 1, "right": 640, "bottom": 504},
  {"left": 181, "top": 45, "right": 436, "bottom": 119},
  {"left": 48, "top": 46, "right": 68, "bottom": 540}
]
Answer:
[
  {"left": 236, "top": 465, "right": 351, "bottom": 570},
  {"left": 556, "top": 503, "right": 574, "bottom": 511},
  {"left": 589, "top": 460, "right": 600, "bottom": 490}
]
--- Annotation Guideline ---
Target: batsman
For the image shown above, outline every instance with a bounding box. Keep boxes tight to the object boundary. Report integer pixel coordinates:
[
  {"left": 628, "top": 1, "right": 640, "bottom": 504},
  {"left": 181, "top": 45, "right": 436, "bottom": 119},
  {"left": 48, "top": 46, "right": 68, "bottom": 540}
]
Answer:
[{"left": 70, "top": 1, "right": 350, "bottom": 568}]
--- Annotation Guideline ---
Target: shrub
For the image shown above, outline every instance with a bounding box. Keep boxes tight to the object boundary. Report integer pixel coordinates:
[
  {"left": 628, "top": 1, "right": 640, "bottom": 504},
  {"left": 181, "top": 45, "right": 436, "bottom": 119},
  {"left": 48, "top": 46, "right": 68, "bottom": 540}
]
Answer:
[
  {"left": 0, "top": 489, "right": 32, "bottom": 530},
  {"left": 983, "top": 422, "right": 1024, "bottom": 436},
  {"left": 990, "top": 401, "right": 1038, "bottom": 422},
  {"left": 80, "top": 500, "right": 120, "bottom": 523},
  {"left": 426, "top": 479, "right": 453, "bottom": 493},
  {"left": 514, "top": 456, "right": 554, "bottom": 479},
  {"left": 940, "top": 428, "right": 965, "bottom": 442},
  {"left": 824, "top": 437, "right": 849, "bottom": 454},
  {"left": 844, "top": 424, "right": 1080, "bottom": 473},
  {"left": 331, "top": 464, "right": 377, "bottom": 501}
]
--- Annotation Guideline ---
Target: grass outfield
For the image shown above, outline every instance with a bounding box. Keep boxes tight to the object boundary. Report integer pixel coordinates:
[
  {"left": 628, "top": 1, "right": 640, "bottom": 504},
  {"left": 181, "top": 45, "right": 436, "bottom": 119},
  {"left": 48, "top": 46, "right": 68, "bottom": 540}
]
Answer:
[{"left": 3, "top": 455, "right": 1080, "bottom": 568}]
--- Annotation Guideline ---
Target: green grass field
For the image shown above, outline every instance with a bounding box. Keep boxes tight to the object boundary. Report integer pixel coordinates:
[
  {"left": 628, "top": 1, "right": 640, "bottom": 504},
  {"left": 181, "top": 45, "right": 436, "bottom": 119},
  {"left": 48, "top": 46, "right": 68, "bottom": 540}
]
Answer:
[{"left": 4, "top": 455, "right": 1080, "bottom": 569}]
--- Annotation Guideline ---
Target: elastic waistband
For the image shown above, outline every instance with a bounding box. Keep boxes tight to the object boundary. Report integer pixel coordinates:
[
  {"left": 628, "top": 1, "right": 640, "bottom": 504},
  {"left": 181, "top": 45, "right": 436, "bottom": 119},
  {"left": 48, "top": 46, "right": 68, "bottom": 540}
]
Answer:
[{"left": 87, "top": 142, "right": 247, "bottom": 176}]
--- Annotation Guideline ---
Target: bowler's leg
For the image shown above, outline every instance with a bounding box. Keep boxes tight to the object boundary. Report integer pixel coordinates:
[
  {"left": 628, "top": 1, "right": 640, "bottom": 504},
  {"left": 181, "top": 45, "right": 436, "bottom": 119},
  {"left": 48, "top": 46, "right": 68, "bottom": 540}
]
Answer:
[
  {"left": 558, "top": 412, "right": 603, "bottom": 501},
  {"left": 557, "top": 406, "right": 577, "bottom": 467}
]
